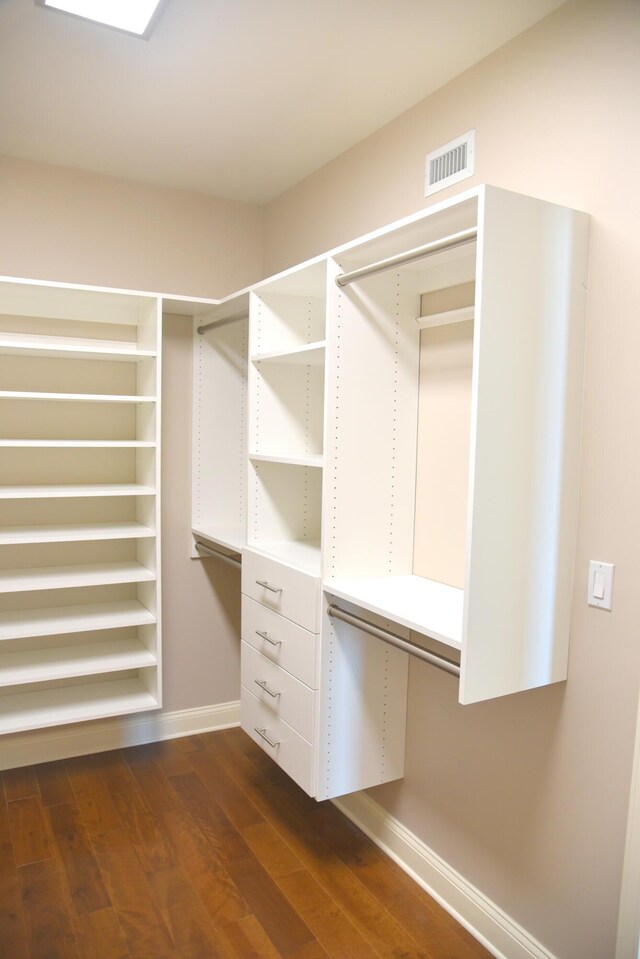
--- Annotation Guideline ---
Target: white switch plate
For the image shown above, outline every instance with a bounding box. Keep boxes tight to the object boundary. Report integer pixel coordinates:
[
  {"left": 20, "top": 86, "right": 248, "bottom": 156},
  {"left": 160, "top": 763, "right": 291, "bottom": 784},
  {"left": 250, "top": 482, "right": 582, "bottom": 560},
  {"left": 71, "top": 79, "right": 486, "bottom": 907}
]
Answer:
[{"left": 588, "top": 560, "right": 614, "bottom": 610}]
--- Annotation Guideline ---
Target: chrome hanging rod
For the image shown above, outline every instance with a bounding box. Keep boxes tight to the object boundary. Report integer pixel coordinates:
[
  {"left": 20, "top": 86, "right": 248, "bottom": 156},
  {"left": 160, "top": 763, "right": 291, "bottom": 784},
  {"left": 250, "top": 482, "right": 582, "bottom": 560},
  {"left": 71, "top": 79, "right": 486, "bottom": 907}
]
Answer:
[
  {"left": 335, "top": 227, "right": 477, "bottom": 288},
  {"left": 327, "top": 604, "right": 460, "bottom": 678},
  {"left": 194, "top": 540, "right": 242, "bottom": 569},
  {"left": 197, "top": 311, "right": 248, "bottom": 335}
]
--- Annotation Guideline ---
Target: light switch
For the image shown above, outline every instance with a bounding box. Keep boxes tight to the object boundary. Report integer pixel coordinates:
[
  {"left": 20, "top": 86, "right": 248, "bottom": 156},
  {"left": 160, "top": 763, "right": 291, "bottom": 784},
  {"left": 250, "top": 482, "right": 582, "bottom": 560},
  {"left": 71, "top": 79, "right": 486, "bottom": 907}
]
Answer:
[
  {"left": 593, "top": 571, "right": 605, "bottom": 600},
  {"left": 588, "top": 561, "right": 614, "bottom": 610}
]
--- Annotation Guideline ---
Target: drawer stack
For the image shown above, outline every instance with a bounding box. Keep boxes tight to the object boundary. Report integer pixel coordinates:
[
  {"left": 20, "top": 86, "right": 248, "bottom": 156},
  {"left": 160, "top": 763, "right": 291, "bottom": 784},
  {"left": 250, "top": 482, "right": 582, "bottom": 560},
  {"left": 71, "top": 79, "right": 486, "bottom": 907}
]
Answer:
[{"left": 240, "top": 548, "right": 321, "bottom": 796}]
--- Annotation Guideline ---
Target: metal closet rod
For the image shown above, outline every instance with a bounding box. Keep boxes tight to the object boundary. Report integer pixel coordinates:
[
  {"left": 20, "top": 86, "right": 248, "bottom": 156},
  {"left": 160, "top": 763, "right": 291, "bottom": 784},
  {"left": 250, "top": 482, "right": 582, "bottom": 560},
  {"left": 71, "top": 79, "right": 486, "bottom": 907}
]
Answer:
[
  {"left": 195, "top": 540, "right": 242, "bottom": 569},
  {"left": 335, "top": 227, "right": 478, "bottom": 288},
  {"left": 197, "top": 311, "right": 248, "bottom": 335},
  {"left": 327, "top": 604, "right": 460, "bottom": 678}
]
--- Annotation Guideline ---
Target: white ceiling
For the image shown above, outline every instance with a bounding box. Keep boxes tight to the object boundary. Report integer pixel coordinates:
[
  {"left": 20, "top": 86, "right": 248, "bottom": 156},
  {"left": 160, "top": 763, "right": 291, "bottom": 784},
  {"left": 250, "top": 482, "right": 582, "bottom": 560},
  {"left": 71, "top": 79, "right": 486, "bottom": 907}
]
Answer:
[{"left": 0, "top": 0, "right": 567, "bottom": 204}]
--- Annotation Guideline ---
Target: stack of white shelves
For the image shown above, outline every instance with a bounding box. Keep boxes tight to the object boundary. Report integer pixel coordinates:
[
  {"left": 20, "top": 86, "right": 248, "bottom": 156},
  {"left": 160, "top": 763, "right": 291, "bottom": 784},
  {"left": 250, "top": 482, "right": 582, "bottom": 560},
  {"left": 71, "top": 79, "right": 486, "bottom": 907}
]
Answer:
[
  {"left": 247, "top": 261, "right": 327, "bottom": 575},
  {"left": 0, "top": 278, "right": 162, "bottom": 734}
]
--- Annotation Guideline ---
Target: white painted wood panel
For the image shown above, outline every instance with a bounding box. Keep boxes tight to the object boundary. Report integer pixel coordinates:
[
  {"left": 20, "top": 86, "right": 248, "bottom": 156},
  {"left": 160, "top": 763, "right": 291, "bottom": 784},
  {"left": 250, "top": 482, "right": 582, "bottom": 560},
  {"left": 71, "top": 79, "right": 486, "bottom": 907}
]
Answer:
[
  {"left": 460, "top": 186, "right": 589, "bottom": 703},
  {"left": 317, "top": 598, "right": 408, "bottom": 801}
]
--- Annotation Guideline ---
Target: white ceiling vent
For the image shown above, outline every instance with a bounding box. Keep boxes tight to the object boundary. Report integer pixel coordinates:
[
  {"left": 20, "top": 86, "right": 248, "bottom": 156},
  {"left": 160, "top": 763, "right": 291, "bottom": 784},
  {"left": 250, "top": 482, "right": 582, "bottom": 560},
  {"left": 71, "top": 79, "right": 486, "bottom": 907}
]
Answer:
[{"left": 425, "top": 130, "right": 475, "bottom": 197}]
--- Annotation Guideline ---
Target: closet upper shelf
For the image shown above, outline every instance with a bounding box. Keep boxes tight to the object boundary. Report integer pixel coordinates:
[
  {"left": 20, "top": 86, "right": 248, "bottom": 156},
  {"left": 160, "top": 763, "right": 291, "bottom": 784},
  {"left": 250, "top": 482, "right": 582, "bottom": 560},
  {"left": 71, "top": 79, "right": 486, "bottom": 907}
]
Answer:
[
  {"left": 0, "top": 335, "right": 155, "bottom": 362},
  {"left": 0, "top": 440, "right": 156, "bottom": 448},
  {"left": 0, "top": 522, "right": 155, "bottom": 546},
  {"left": 0, "top": 391, "right": 156, "bottom": 403},
  {"left": 0, "top": 483, "right": 156, "bottom": 499},
  {"left": 250, "top": 342, "right": 326, "bottom": 365},
  {"left": 249, "top": 452, "right": 324, "bottom": 468}
]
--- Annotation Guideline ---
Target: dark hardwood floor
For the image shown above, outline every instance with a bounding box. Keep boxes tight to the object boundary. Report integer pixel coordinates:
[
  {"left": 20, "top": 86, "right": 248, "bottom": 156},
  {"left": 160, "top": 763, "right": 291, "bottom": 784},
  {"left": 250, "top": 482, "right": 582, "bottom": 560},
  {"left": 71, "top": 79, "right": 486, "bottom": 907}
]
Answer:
[{"left": 1, "top": 726, "right": 492, "bottom": 959}]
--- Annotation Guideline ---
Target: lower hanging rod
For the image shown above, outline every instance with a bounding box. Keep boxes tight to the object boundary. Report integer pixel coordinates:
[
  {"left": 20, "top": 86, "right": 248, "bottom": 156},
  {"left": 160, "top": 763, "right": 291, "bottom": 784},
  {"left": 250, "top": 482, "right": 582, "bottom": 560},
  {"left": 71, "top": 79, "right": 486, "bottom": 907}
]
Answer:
[
  {"left": 195, "top": 540, "right": 242, "bottom": 569},
  {"left": 335, "top": 227, "right": 477, "bottom": 288},
  {"left": 327, "top": 604, "right": 460, "bottom": 678},
  {"left": 197, "top": 311, "right": 248, "bottom": 335}
]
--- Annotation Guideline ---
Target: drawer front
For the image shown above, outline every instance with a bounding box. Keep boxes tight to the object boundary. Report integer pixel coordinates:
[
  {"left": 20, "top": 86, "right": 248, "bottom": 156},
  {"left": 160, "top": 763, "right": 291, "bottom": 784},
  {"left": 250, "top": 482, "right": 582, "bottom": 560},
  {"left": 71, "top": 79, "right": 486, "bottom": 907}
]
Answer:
[
  {"left": 241, "top": 685, "right": 316, "bottom": 797},
  {"left": 241, "top": 641, "right": 316, "bottom": 743},
  {"left": 242, "top": 549, "right": 320, "bottom": 632},
  {"left": 242, "top": 595, "right": 319, "bottom": 689}
]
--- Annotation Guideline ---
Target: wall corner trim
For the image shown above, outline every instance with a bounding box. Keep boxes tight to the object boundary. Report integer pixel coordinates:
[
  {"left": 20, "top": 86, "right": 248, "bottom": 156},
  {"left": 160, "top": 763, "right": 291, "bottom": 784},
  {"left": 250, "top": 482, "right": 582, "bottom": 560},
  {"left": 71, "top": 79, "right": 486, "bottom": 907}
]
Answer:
[
  {"left": 332, "top": 791, "right": 558, "bottom": 959},
  {"left": 0, "top": 700, "right": 241, "bottom": 771}
]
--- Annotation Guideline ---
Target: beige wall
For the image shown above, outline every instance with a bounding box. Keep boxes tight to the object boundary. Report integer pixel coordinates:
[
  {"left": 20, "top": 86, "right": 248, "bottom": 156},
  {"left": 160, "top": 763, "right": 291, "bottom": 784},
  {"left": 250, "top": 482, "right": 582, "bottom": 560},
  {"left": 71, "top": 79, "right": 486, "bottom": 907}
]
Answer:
[
  {"left": 262, "top": 2, "right": 640, "bottom": 957},
  {"left": 0, "top": 155, "right": 262, "bottom": 298}
]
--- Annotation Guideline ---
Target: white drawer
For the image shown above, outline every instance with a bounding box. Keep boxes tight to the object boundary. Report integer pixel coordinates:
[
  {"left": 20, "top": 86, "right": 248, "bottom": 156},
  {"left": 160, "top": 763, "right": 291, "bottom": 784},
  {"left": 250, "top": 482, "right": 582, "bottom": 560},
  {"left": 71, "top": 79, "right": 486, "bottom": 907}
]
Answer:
[
  {"left": 241, "top": 641, "right": 316, "bottom": 743},
  {"left": 242, "top": 595, "right": 319, "bottom": 689},
  {"left": 242, "top": 549, "right": 320, "bottom": 633},
  {"left": 241, "top": 685, "right": 316, "bottom": 797}
]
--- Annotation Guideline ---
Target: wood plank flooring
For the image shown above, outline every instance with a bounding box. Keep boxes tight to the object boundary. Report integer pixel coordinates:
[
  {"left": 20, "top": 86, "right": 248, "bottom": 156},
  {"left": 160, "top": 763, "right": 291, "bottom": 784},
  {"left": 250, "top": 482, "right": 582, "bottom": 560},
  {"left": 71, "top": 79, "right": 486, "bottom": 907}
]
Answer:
[{"left": 0, "top": 727, "right": 493, "bottom": 959}]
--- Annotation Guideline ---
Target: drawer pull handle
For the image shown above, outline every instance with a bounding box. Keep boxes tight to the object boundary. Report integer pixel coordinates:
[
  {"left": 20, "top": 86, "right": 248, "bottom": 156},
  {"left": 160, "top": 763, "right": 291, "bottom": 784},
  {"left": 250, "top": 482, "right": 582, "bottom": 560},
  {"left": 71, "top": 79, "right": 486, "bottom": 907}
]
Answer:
[
  {"left": 256, "top": 629, "right": 282, "bottom": 647},
  {"left": 254, "top": 726, "right": 280, "bottom": 748},
  {"left": 256, "top": 579, "right": 283, "bottom": 593},
  {"left": 255, "top": 679, "right": 281, "bottom": 698}
]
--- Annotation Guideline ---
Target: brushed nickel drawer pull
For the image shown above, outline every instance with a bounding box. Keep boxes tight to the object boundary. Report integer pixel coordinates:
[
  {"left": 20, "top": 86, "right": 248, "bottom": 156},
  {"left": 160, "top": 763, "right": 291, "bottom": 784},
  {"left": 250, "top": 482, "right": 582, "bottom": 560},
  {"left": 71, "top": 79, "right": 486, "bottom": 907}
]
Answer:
[
  {"left": 255, "top": 679, "right": 280, "bottom": 698},
  {"left": 256, "top": 629, "right": 282, "bottom": 646},
  {"left": 256, "top": 579, "right": 283, "bottom": 593},
  {"left": 254, "top": 727, "right": 280, "bottom": 748}
]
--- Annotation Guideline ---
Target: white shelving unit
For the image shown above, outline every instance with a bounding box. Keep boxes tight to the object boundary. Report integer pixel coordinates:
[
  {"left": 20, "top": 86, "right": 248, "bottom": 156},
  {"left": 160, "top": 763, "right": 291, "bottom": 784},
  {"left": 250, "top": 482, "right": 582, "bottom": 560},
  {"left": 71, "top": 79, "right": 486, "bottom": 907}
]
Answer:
[
  {"left": 192, "top": 183, "right": 589, "bottom": 801},
  {"left": 0, "top": 277, "right": 162, "bottom": 734}
]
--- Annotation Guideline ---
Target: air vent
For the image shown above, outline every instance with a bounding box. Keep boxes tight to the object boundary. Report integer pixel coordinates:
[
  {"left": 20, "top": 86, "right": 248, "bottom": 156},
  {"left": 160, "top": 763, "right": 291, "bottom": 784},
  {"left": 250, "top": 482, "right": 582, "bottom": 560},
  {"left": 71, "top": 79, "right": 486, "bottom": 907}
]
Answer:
[{"left": 425, "top": 130, "right": 475, "bottom": 197}]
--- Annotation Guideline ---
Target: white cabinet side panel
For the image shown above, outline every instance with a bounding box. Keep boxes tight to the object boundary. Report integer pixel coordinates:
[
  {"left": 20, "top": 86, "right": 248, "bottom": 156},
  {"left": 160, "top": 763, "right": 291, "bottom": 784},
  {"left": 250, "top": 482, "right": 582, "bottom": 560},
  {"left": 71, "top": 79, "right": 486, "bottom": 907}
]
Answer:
[
  {"left": 461, "top": 187, "right": 589, "bottom": 703},
  {"left": 324, "top": 259, "right": 419, "bottom": 579},
  {"left": 317, "top": 597, "right": 408, "bottom": 800},
  {"left": 191, "top": 317, "right": 247, "bottom": 546}
]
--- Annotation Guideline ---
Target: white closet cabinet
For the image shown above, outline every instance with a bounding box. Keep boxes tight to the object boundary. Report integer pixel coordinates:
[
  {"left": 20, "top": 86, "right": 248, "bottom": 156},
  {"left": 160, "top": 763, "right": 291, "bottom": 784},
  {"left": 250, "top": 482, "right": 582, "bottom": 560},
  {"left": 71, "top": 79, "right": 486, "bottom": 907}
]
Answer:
[
  {"left": 192, "top": 184, "right": 589, "bottom": 799},
  {"left": 0, "top": 278, "right": 162, "bottom": 733}
]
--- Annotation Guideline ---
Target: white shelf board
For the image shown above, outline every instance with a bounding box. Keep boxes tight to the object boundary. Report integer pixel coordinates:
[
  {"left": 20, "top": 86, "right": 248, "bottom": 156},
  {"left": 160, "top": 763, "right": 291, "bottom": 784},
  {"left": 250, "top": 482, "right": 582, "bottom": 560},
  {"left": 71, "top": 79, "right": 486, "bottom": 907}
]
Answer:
[
  {"left": 191, "top": 526, "right": 245, "bottom": 553},
  {"left": 0, "top": 522, "right": 155, "bottom": 546},
  {"left": 0, "top": 600, "right": 156, "bottom": 642},
  {"left": 0, "top": 484, "right": 156, "bottom": 499},
  {"left": 415, "top": 305, "right": 475, "bottom": 329},
  {"left": 251, "top": 341, "right": 326, "bottom": 365},
  {"left": 0, "top": 638, "right": 157, "bottom": 688},
  {"left": 0, "top": 391, "right": 156, "bottom": 403},
  {"left": 0, "top": 335, "right": 155, "bottom": 362},
  {"left": 249, "top": 451, "right": 324, "bottom": 468},
  {"left": 0, "top": 678, "right": 159, "bottom": 736},
  {"left": 0, "top": 439, "right": 156, "bottom": 448},
  {"left": 0, "top": 561, "right": 156, "bottom": 594},
  {"left": 325, "top": 574, "right": 464, "bottom": 649},
  {"left": 249, "top": 539, "right": 322, "bottom": 576}
]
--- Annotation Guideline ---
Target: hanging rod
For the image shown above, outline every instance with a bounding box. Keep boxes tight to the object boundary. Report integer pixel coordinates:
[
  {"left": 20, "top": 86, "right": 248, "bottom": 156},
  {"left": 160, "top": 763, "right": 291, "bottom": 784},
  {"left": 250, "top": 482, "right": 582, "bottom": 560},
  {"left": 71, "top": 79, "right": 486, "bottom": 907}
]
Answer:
[
  {"left": 335, "top": 227, "right": 478, "bottom": 288},
  {"left": 327, "top": 604, "right": 460, "bottom": 678},
  {"left": 197, "top": 311, "right": 248, "bottom": 335},
  {"left": 194, "top": 540, "right": 242, "bottom": 569}
]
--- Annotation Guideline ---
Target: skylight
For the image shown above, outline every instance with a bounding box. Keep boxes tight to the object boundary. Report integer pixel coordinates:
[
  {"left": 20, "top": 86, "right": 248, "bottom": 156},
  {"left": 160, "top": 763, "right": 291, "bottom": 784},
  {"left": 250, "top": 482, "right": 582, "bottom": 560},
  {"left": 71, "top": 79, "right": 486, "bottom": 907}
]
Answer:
[{"left": 40, "top": 0, "right": 164, "bottom": 37}]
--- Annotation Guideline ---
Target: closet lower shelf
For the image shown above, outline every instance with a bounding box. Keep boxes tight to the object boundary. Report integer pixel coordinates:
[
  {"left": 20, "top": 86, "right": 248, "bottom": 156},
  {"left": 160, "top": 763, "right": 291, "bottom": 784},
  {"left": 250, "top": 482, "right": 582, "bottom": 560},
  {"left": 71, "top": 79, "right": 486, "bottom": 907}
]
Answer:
[
  {"left": 325, "top": 574, "right": 464, "bottom": 649},
  {"left": 0, "top": 677, "right": 159, "bottom": 735},
  {"left": 0, "top": 638, "right": 157, "bottom": 687},
  {"left": 0, "top": 600, "right": 156, "bottom": 641}
]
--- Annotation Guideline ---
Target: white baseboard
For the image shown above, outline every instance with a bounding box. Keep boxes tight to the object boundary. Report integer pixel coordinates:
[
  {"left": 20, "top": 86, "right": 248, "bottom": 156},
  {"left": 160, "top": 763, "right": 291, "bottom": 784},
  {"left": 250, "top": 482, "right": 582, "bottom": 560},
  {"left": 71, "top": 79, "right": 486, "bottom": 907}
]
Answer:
[
  {"left": 0, "top": 700, "right": 241, "bottom": 771},
  {"left": 333, "top": 791, "right": 557, "bottom": 959}
]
